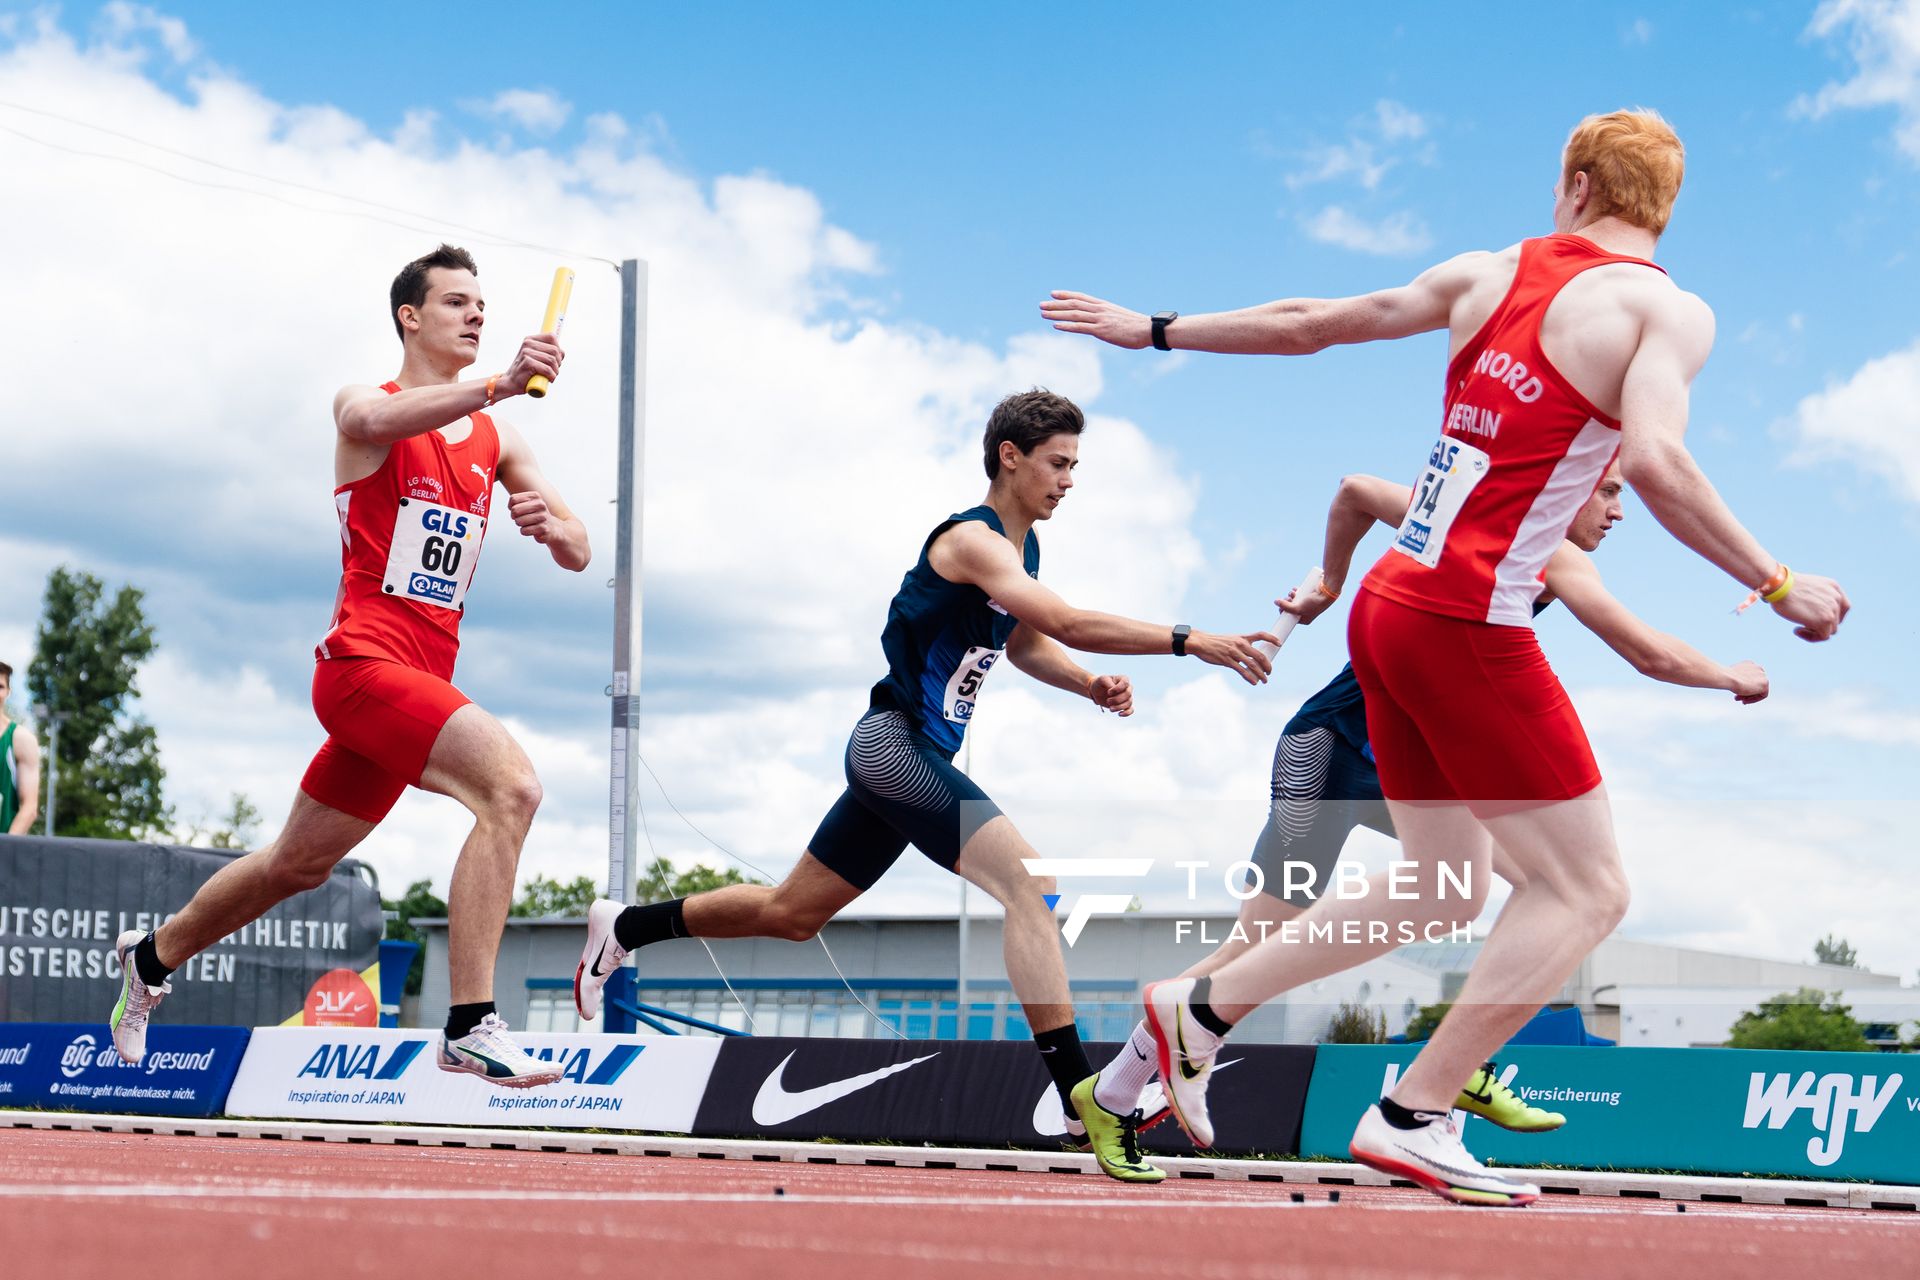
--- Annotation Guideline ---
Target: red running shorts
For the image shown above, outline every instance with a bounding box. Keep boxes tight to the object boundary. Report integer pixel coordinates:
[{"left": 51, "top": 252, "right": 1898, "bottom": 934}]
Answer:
[
  {"left": 1347, "top": 586, "right": 1601, "bottom": 816},
  {"left": 300, "top": 657, "right": 470, "bottom": 823}
]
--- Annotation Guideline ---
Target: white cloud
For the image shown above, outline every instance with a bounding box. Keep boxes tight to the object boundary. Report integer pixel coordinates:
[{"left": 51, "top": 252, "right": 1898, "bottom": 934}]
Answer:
[
  {"left": 1797, "top": 0, "right": 1920, "bottom": 161},
  {"left": 1282, "top": 101, "right": 1434, "bottom": 259},
  {"left": 0, "top": 17, "right": 1210, "bottom": 903},
  {"left": 1624, "top": 18, "right": 1654, "bottom": 46},
  {"left": 1574, "top": 682, "right": 1917, "bottom": 974},
  {"left": 1301, "top": 205, "right": 1434, "bottom": 256},
  {"left": 1785, "top": 336, "right": 1920, "bottom": 501},
  {"left": 1287, "top": 140, "right": 1391, "bottom": 192},
  {"left": 1373, "top": 99, "right": 1427, "bottom": 142},
  {"left": 1285, "top": 99, "right": 1429, "bottom": 190},
  {"left": 470, "top": 87, "right": 573, "bottom": 134},
  {"left": 95, "top": 2, "right": 197, "bottom": 64}
]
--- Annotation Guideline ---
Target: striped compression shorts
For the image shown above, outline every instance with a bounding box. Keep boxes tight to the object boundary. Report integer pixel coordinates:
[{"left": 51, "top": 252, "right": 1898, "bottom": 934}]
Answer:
[
  {"left": 1246, "top": 724, "right": 1395, "bottom": 908},
  {"left": 806, "top": 707, "right": 1004, "bottom": 891}
]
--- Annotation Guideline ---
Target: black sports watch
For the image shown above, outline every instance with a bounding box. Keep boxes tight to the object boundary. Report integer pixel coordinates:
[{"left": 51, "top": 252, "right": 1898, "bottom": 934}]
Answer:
[
  {"left": 1150, "top": 311, "right": 1179, "bottom": 351},
  {"left": 1171, "top": 624, "right": 1192, "bottom": 656}
]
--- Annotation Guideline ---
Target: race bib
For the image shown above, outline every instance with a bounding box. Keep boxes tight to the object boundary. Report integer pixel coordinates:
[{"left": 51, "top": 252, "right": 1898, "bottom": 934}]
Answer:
[
  {"left": 943, "top": 646, "right": 1003, "bottom": 724},
  {"left": 1391, "top": 437, "right": 1491, "bottom": 569},
  {"left": 382, "top": 498, "right": 486, "bottom": 611}
]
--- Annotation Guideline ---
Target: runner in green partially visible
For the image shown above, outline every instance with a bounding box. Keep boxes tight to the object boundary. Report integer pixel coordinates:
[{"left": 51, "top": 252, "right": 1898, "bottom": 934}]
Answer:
[{"left": 0, "top": 662, "right": 44, "bottom": 835}]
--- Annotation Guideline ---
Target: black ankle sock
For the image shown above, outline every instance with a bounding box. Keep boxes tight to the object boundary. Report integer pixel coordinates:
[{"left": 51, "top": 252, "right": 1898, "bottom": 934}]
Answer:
[
  {"left": 132, "top": 932, "right": 174, "bottom": 988},
  {"left": 1033, "top": 1023, "right": 1095, "bottom": 1111},
  {"left": 1187, "top": 976, "right": 1235, "bottom": 1037},
  {"left": 614, "top": 899, "right": 688, "bottom": 951},
  {"left": 445, "top": 1001, "right": 496, "bottom": 1040},
  {"left": 1378, "top": 1096, "right": 1438, "bottom": 1131}
]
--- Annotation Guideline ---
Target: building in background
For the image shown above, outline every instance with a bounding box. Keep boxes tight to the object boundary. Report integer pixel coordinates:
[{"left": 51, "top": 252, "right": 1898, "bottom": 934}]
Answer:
[{"left": 413, "top": 911, "right": 1906, "bottom": 1046}]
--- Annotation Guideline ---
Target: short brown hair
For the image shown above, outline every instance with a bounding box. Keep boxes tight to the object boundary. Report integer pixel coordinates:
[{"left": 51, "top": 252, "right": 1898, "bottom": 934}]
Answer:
[
  {"left": 0, "top": 661, "right": 11, "bottom": 681},
  {"left": 1562, "top": 109, "right": 1685, "bottom": 237},
  {"left": 983, "top": 390, "right": 1085, "bottom": 479},
  {"left": 390, "top": 244, "right": 478, "bottom": 341}
]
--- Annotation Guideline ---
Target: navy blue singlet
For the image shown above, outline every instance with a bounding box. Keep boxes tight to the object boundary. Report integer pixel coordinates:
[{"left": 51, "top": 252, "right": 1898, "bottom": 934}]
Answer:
[{"left": 869, "top": 505, "right": 1039, "bottom": 755}]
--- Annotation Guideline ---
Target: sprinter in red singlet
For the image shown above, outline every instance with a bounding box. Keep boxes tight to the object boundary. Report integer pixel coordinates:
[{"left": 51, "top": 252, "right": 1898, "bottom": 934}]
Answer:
[
  {"left": 1045, "top": 110, "right": 1849, "bottom": 1204},
  {"left": 107, "top": 245, "right": 591, "bottom": 1087}
]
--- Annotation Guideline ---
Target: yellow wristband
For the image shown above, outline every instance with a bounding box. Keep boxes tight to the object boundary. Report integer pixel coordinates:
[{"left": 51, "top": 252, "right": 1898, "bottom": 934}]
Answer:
[{"left": 1761, "top": 568, "right": 1795, "bottom": 604}]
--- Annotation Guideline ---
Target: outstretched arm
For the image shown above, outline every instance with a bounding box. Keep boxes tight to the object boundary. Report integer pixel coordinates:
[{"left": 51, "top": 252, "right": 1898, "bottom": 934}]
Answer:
[
  {"left": 334, "top": 334, "right": 563, "bottom": 445},
  {"left": 1006, "top": 624, "right": 1133, "bottom": 716},
  {"left": 1617, "top": 294, "right": 1847, "bottom": 641},
  {"left": 1040, "top": 252, "right": 1487, "bottom": 355},
  {"left": 1543, "top": 546, "right": 1767, "bottom": 703},
  {"left": 929, "top": 522, "right": 1277, "bottom": 684},
  {"left": 8, "top": 726, "right": 39, "bottom": 834},
  {"left": 1279, "top": 474, "right": 1412, "bottom": 625},
  {"left": 496, "top": 420, "right": 591, "bottom": 572}
]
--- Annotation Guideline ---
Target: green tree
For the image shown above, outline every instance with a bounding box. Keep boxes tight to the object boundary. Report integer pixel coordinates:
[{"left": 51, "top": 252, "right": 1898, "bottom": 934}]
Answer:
[
  {"left": 28, "top": 567, "right": 168, "bottom": 839},
  {"left": 634, "top": 856, "right": 763, "bottom": 900},
  {"left": 382, "top": 878, "right": 448, "bottom": 996},
  {"left": 1403, "top": 1000, "right": 1452, "bottom": 1042},
  {"left": 511, "top": 874, "right": 600, "bottom": 918},
  {"left": 509, "top": 861, "right": 766, "bottom": 919},
  {"left": 1726, "top": 989, "right": 1873, "bottom": 1052},
  {"left": 1324, "top": 1001, "right": 1388, "bottom": 1044},
  {"left": 175, "top": 792, "right": 263, "bottom": 850},
  {"left": 1813, "top": 934, "right": 1860, "bottom": 968},
  {"left": 208, "top": 792, "right": 262, "bottom": 849}
]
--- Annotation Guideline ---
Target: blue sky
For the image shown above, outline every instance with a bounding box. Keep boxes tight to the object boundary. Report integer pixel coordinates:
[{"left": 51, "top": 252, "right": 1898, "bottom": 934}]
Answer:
[
  {"left": 2, "top": 1, "right": 1915, "bottom": 974},
  {"left": 110, "top": 0, "right": 1911, "bottom": 685}
]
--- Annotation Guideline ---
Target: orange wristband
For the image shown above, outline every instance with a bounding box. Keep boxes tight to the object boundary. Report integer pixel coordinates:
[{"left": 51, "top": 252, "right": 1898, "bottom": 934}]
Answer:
[
  {"left": 484, "top": 375, "right": 499, "bottom": 406},
  {"left": 1316, "top": 578, "right": 1340, "bottom": 602},
  {"left": 1735, "top": 563, "right": 1791, "bottom": 615}
]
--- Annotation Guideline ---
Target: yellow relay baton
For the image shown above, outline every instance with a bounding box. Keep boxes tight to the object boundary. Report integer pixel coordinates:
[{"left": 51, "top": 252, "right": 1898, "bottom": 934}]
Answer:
[{"left": 525, "top": 266, "right": 575, "bottom": 399}]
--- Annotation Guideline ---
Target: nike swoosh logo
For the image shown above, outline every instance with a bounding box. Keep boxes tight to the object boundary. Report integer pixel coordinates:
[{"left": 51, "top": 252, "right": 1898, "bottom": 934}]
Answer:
[
  {"left": 588, "top": 941, "right": 613, "bottom": 979},
  {"left": 1030, "top": 1057, "right": 1241, "bottom": 1136},
  {"left": 1175, "top": 1016, "right": 1205, "bottom": 1080},
  {"left": 751, "top": 1051, "right": 939, "bottom": 1126},
  {"left": 1132, "top": 1045, "right": 1149, "bottom": 1061}
]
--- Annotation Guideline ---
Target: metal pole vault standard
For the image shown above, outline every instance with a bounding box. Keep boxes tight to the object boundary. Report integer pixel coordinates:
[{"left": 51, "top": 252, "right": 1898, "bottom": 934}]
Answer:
[{"left": 608, "top": 258, "right": 648, "bottom": 903}]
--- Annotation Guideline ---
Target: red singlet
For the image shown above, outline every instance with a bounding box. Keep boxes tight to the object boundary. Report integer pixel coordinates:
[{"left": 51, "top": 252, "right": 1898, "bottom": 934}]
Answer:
[
  {"left": 316, "top": 382, "right": 500, "bottom": 678},
  {"left": 302, "top": 384, "right": 500, "bottom": 822},
  {"left": 1351, "top": 236, "right": 1664, "bottom": 813},
  {"left": 1365, "top": 235, "right": 1665, "bottom": 626}
]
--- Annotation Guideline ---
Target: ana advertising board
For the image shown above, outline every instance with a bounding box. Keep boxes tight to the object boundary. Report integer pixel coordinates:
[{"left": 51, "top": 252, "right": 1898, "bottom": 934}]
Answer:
[
  {"left": 0, "top": 1022, "right": 250, "bottom": 1116},
  {"left": 224, "top": 1027, "right": 720, "bottom": 1131},
  {"left": 1303, "top": 1044, "right": 1920, "bottom": 1184}
]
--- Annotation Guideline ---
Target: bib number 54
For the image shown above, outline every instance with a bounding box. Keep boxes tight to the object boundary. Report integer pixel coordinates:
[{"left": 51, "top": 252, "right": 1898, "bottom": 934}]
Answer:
[{"left": 1391, "top": 436, "right": 1490, "bottom": 570}]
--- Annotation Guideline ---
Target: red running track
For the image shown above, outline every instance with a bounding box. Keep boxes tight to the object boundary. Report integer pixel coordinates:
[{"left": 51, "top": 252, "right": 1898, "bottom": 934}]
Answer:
[{"left": 3, "top": 1129, "right": 1917, "bottom": 1279}]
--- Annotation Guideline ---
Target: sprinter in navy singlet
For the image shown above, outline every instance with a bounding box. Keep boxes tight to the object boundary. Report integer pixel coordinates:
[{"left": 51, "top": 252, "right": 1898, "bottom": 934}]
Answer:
[
  {"left": 577, "top": 391, "right": 1280, "bottom": 1185},
  {"left": 804, "top": 504, "right": 1037, "bottom": 888}
]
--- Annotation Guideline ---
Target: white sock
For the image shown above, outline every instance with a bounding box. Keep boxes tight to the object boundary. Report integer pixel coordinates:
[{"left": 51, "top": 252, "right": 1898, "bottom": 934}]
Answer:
[{"left": 1093, "top": 1019, "right": 1160, "bottom": 1114}]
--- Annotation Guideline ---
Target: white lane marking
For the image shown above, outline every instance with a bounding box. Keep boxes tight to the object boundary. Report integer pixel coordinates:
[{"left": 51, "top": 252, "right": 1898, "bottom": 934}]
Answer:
[
  {"left": 0, "top": 1182, "right": 1903, "bottom": 1225},
  {"left": 0, "top": 1184, "right": 1317, "bottom": 1209}
]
